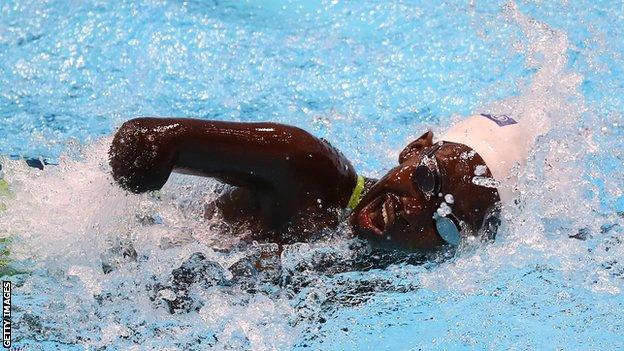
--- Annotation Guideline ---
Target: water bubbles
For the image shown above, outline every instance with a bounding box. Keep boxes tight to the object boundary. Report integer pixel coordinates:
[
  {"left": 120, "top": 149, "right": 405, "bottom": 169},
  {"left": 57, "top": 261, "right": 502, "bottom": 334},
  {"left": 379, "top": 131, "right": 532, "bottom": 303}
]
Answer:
[
  {"left": 474, "top": 164, "right": 487, "bottom": 176},
  {"left": 460, "top": 149, "right": 477, "bottom": 160},
  {"left": 1, "top": 0, "right": 623, "bottom": 349},
  {"left": 444, "top": 193, "right": 455, "bottom": 204},
  {"left": 436, "top": 202, "right": 453, "bottom": 217},
  {"left": 471, "top": 176, "right": 500, "bottom": 188}
]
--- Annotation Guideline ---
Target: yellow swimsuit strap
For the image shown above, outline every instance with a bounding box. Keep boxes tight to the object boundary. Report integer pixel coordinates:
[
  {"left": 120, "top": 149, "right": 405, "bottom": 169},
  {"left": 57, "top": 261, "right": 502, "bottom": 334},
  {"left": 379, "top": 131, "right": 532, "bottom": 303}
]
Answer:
[{"left": 347, "top": 175, "right": 365, "bottom": 210}]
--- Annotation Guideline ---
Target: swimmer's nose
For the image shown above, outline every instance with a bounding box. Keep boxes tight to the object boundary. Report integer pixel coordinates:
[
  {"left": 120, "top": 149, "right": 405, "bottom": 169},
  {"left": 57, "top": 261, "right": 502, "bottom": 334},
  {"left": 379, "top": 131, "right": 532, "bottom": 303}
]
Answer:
[
  {"left": 381, "top": 164, "right": 418, "bottom": 196},
  {"left": 355, "top": 164, "right": 418, "bottom": 211}
]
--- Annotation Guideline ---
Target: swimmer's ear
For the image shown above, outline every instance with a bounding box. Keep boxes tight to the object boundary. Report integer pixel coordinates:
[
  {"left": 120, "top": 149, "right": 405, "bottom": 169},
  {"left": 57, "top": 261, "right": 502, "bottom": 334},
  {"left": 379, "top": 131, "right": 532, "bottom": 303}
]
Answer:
[{"left": 398, "top": 131, "right": 433, "bottom": 163}]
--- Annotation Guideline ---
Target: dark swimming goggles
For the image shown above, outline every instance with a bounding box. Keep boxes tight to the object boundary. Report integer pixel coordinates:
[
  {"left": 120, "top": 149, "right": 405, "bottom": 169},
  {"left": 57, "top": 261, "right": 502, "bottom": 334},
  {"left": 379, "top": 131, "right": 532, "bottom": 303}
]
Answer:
[
  {"left": 412, "top": 142, "right": 463, "bottom": 246},
  {"left": 412, "top": 142, "right": 444, "bottom": 201},
  {"left": 433, "top": 212, "right": 462, "bottom": 246}
]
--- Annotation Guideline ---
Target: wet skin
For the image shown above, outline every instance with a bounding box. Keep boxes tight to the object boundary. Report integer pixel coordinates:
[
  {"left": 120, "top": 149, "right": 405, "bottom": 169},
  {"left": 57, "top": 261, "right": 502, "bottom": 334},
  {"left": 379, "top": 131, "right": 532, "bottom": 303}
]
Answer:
[
  {"left": 109, "top": 118, "right": 499, "bottom": 252},
  {"left": 349, "top": 131, "right": 500, "bottom": 251}
]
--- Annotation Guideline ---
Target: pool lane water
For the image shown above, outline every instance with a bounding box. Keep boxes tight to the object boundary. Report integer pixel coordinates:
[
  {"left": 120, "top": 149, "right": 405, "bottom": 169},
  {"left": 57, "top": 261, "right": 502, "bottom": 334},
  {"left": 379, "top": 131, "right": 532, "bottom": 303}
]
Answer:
[{"left": 0, "top": 0, "right": 623, "bottom": 350}]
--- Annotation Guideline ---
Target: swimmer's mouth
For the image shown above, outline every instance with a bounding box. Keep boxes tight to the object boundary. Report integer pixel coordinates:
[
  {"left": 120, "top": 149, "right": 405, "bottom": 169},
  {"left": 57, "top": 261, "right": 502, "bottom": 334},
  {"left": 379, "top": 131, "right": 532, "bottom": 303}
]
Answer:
[{"left": 356, "top": 193, "right": 402, "bottom": 237}]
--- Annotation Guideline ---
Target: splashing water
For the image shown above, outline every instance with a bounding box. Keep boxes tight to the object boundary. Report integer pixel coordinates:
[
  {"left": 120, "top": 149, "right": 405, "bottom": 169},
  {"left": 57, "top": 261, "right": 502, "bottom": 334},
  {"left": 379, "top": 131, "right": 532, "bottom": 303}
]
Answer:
[{"left": 0, "top": 1, "right": 623, "bottom": 350}]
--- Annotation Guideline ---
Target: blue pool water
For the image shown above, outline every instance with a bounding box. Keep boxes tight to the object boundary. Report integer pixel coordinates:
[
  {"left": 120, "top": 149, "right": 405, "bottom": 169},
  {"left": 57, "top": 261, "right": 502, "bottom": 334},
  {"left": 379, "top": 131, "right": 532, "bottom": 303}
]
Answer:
[{"left": 1, "top": 0, "right": 623, "bottom": 349}]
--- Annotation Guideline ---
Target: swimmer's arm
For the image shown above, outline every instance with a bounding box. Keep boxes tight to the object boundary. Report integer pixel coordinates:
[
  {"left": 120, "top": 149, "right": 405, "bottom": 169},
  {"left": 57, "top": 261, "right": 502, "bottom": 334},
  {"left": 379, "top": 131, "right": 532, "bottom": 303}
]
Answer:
[{"left": 109, "top": 117, "right": 357, "bottom": 209}]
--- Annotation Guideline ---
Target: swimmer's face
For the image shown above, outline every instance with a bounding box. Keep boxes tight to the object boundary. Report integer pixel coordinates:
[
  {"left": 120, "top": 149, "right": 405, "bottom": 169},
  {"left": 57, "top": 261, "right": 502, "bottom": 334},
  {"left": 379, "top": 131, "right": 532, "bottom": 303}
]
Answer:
[{"left": 349, "top": 131, "right": 499, "bottom": 252}]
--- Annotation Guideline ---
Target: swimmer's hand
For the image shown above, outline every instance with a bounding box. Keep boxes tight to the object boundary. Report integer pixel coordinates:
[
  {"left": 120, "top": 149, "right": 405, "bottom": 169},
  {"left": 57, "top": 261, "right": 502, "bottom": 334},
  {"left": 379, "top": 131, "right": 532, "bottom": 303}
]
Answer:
[{"left": 109, "top": 118, "right": 180, "bottom": 193}]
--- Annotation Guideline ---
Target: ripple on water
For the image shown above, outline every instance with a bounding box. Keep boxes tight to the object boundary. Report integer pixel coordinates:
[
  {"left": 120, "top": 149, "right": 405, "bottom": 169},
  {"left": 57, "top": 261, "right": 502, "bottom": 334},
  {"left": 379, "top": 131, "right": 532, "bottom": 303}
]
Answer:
[{"left": 0, "top": 0, "right": 623, "bottom": 350}]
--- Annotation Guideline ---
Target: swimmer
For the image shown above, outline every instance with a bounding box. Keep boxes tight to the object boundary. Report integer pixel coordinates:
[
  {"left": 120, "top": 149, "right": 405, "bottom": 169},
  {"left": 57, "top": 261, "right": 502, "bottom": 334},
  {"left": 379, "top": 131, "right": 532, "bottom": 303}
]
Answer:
[{"left": 109, "top": 113, "right": 542, "bottom": 253}]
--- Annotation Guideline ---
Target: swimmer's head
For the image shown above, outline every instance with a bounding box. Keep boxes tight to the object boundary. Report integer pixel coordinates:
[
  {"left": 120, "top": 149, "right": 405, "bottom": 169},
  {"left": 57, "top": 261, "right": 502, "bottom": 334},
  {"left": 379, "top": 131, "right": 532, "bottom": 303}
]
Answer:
[
  {"left": 109, "top": 118, "right": 177, "bottom": 193},
  {"left": 349, "top": 131, "right": 500, "bottom": 252}
]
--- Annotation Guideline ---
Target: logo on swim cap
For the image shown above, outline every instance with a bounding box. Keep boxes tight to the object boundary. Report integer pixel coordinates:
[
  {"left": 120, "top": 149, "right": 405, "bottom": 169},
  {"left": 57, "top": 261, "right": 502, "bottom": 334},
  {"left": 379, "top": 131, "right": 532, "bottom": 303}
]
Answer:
[{"left": 481, "top": 113, "right": 517, "bottom": 127}]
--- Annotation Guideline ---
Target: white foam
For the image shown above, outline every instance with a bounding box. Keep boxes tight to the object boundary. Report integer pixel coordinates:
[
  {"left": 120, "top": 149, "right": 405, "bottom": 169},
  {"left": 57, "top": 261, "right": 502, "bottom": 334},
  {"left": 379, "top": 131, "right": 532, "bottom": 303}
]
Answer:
[{"left": 1, "top": 2, "right": 622, "bottom": 349}]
